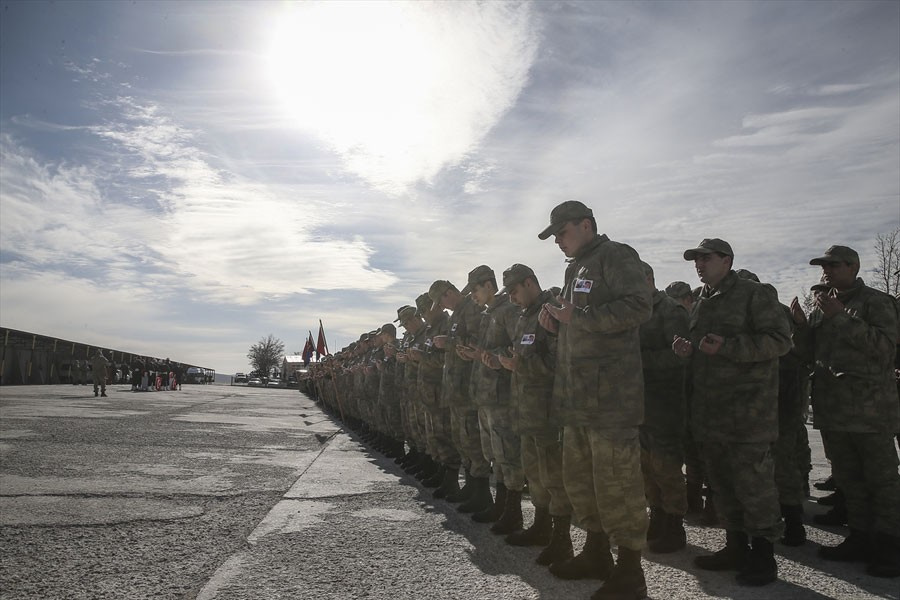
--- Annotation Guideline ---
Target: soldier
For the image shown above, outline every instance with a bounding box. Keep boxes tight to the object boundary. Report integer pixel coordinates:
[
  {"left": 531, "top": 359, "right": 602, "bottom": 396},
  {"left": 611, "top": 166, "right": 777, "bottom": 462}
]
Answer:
[
  {"left": 90, "top": 349, "right": 110, "bottom": 397},
  {"left": 496, "top": 263, "right": 575, "bottom": 566},
  {"left": 412, "top": 291, "right": 458, "bottom": 492},
  {"left": 665, "top": 281, "right": 694, "bottom": 313},
  {"left": 377, "top": 323, "right": 406, "bottom": 460},
  {"left": 790, "top": 245, "right": 900, "bottom": 578},
  {"left": 538, "top": 201, "right": 651, "bottom": 599},
  {"left": 428, "top": 279, "right": 493, "bottom": 508},
  {"left": 457, "top": 265, "right": 523, "bottom": 531},
  {"left": 673, "top": 238, "right": 791, "bottom": 587},
  {"left": 396, "top": 304, "right": 432, "bottom": 478},
  {"left": 638, "top": 262, "right": 690, "bottom": 554}
]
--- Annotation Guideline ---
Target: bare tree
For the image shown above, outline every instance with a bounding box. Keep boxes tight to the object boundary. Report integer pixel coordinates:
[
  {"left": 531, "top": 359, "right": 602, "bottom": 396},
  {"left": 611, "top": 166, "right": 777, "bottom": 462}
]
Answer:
[
  {"left": 871, "top": 227, "right": 900, "bottom": 296},
  {"left": 798, "top": 288, "right": 816, "bottom": 316},
  {"left": 247, "top": 334, "right": 285, "bottom": 380}
]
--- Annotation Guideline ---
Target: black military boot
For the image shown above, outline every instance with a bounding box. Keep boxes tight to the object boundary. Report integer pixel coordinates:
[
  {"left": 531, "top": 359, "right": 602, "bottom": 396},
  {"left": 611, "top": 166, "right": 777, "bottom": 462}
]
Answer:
[
  {"left": 819, "top": 529, "right": 870, "bottom": 562},
  {"left": 423, "top": 463, "right": 445, "bottom": 488},
  {"left": 433, "top": 465, "right": 461, "bottom": 499},
  {"left": 446, "top": 468, "right": 473, "bottom": 503},
  {"left": 536, "top": 515, "right": 574, "bottom": 566},
  {"left": 491, "top": 488, "right": 524, "bottom": 535},
  {"left": 866, "top": 532, "right": 900, "bottom": 578},
  {"left": 646, "top": 507, "right": 664, "bottom": 543},
  {"left": 416, "top": 456, "right": 440, "bottom": 482},
  {"left": 814, "top": 475, "right": 836, "bottom": 491},
  {"left": 590, "top": 546, "right": 647, "bottom": 600},
  {"left": 392, "top": 440, "right": 408, "bottom": 463},
  {"left": 549, "top": 530, "right": 614, "bottom": 580},
  {"left": 400, "top": 447, "right": 420, "bottom": 469},
  {"left": 736, "top": 537, "right": 778, "bottom": 586},
  {"left": 473, "top": 482, "right": 507, "bottom": 523},
  {"left": 780, "top": 504, "right": 806, "bottom": 547},
  {"left": 506, "top": 505, "right": 552, "bottom": 546},
  {"left": 694, "top": 530, "right": 750, "bottom": 571},
  {"left": 458, "top": 477, "right": 492, "bottom": 513},
  {"left": 648, "top": 512, "right": 686, "bottom": 554}
]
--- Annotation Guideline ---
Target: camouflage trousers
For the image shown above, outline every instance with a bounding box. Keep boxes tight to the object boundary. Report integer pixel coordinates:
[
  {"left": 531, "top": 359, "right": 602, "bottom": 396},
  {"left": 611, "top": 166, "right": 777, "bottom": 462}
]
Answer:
[
  {"left": 384, "top": 403, "right": 405, "bottom": 440},
  {"left": 478, "top": 407, "right": 524, "bottom": 490},
  {"left": 774, "top": 420, "right": 810, "bottom": 506},
  {"left": 410, "top": 401, "right": 428, "bottom": 450},
  {"left": 683, "top": 424, "right": 706, "bottom": 489},
  {"left": 639, "top": 429, "right": 687, "bottom": 517},
  {"left": 424, "top": 405, "right": 460, "bottom": 466},
  {"left": 450, "top": 406, "right": 491, "bottom": 478},
  {"left": 701, "top": 440, "right": 783, "bottom": 542},
  {"left": 521, "top": 431, "right": 571, "bottom": 517},
  {"left": 821, "top": 430, "right": 900, "bottom": 536},
  {"left": 562, "top": 426, "right": 648, "bottom": 551},
  {"left": 400, "top": 402, "right": 415, "bottom": 447}
]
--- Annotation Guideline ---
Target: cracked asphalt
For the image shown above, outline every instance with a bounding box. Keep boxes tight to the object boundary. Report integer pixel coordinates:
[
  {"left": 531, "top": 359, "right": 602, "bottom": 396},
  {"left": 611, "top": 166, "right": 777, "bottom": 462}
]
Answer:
[{"left": 1, "top": 384, "right": 897, "bottom": 600}]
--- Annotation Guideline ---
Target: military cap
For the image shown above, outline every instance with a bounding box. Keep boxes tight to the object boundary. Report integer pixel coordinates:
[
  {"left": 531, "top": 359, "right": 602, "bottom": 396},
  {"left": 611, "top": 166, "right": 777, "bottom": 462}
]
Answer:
[
  {"left": 415, "top": 292, "right": 432, "bottom": 315},
  {"left": 428, "top": 280, "right": 455, "bottom": 306},
  {"left": 379, "top": 323, "right": 396, "bottom": 336},
  {"left": 683, "top": 238, "right": 734, "bottom": 260},
  {"left": 735, "top": 268, "right": 760, "bottom": 282},
  {"left": 809, "top": 245, "right": 859, "bottom": 266},
  {"left": 460, "top": 265, "right": 496, "bottom": 295},
  {"left": 538, "top": 200, "right": 594, "bottom": 240},
  {"left": 500, "top": 263, "right": 536, "bottom": 293},
  {"left": 393, "top": 305, "right": 416, "bottom": 323},
  {"left": 665, "top": 281, "right": 692, "bottom": 299}
]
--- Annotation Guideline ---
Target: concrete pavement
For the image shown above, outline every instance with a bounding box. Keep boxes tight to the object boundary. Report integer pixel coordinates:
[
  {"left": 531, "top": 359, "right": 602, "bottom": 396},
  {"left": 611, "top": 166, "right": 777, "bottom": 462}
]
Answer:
[{"left": 1, "top": 384, "right": 897, "bottom": 599}]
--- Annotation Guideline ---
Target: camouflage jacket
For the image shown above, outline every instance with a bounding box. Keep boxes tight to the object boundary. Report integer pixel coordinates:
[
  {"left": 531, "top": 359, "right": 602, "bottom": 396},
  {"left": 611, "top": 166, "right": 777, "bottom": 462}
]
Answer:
[
  {"left": 471, "top": 293, "right": 519, "bottom": 408},
  {"left": 639, "top": 290, "right": 689, "bottom": 436},
  {"left": 552, "top": 234, "right": 652, "bottom": 430},
  {"left": 377, "top": 345, "right": 398, "bottom": 410},
  {"left": 511, "top": 289, "right": 558, "bottom": 434},
  {"left": 689, "top": 270, "right": 792, "bottom": 443},
  {"left": 417, "top": 311, "right": 449, "bottom": 407},
  {"left": 793, "top": 278, "right": 899, "bottom": 433},
  {"left": 441, "top": 296, "right": 483, "bottom": 408}
]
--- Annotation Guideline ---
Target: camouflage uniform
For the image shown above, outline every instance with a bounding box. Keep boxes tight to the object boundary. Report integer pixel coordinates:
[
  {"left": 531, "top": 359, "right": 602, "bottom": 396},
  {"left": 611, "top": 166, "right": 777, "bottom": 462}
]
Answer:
[
  {"left": 689, "top": 270, "right": 791, "bottom": 542},
  {"left": 471, "top": 293, "right": 522, "bottom": 489},
  {"left": 441, "top": 294, "right": 491, "bottom": 478},
  {"left": 639, "top": 289, "right": 690, "bottom": 517},
  {"left": 417, "top": 311, "right": 457, "bottom": 466},
  {"left": 553, "top": 234, "right": 652, "bottom": 551},
  {"left": 512, "top": 288, "right": 570, "bottom": 517},
  {"left": 793, "top": 277, "right": 900, "bottom": 537}
]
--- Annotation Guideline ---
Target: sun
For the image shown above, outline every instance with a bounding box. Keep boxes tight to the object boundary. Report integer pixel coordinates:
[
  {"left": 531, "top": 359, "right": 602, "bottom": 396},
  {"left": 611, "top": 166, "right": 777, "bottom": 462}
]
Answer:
[{"left": 264, "top": 3, "right": 436, "bottom": 169}]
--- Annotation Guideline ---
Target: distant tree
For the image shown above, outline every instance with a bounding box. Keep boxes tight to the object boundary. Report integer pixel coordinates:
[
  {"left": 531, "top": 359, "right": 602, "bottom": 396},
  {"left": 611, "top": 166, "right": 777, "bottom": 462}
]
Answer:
[
  {"left": 798, "top": 288, "right": 816, "bottom": 316},
  {"left": 871, "top": 227, "right": 900, "bottom": 296},
  {"left": 247, "top": 334, "right": 285, "bottom": 380}
]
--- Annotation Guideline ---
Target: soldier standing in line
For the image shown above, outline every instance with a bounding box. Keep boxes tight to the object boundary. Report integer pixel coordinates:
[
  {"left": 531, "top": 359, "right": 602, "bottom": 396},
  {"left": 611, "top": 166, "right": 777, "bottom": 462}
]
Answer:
[
  {"left": 413, "top": 291, "right": 458, "bottom": 492},
  {"left": 90, "top": 349, "right": 110, "bottom": 398},
  {"left": 539, "top": 201, "right": 652, "bottom": 599},
  {"left": 377, "top": 323, "right": 406, "bottom": 460},
  {"left": 457, "top": 265, "right": 523, "bottom": 530},
  {"left": 428, "top": 279, "right": 493, "bottom": 509},
  {"left": 400, "top": 299, "right": 438, "bottom": 481},
  {"left": 496, "top": 263, "right": 575, "bottom": 566},
  {"left": 790, "top": 245, "right": 900, "bottom": 578},
  {"left": 673, "top": 238, "right": 791, "bottom": 587},
  {"left": 638, "top": 262, "right": 690, "bottom": 554}
]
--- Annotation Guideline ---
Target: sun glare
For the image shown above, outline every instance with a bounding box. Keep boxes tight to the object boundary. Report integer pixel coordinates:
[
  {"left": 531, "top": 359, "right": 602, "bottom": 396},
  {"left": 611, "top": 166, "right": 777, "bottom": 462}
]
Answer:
[{"left": 265, "top": 3, "right": 436, "bottom": 170}]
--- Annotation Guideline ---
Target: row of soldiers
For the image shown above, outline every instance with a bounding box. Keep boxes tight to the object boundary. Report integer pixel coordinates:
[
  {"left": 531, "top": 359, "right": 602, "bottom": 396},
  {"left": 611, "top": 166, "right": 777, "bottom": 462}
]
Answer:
[{"left": 301, "top": 201, "right": 900, "bottom": 600}]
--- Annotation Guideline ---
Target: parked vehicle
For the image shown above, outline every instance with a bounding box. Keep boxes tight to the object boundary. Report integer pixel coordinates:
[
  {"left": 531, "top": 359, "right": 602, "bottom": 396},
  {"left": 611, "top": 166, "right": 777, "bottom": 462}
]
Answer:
[
  {"left": 248, "top": 378, "right": 263, "bottom": 387},
  {"left": 234, "top": 373, "right": 249, "bottom": 384}
]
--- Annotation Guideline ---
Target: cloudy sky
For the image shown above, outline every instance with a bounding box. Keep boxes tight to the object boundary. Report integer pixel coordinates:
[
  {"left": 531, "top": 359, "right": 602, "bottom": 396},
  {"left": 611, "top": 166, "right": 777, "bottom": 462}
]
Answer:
[{"left": 1, "top": 1, "right": 898, "bottom": 375}]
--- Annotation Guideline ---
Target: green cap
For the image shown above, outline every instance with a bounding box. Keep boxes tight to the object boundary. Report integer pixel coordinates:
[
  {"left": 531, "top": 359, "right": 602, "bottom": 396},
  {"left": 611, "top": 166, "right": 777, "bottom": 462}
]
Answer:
[
  {"left": 415, "top": 293, "right": 432, "bottom": 315},
  {"left": 461, "top": 265, "right": 495, "bottom": 295},
  {"left": 500, "top": 263, "right": 536, "bottom": 293},
  {"left": 428, "top": 280, "right": 455, "bottom": 306},
  {"left": 393, "top": 305, "right": 416, "bottom": 323},
  {"left": 683, "top": 238, "right": 734, "bottom": 260},
  {"left": 664, "top": 281, "right": 692, "bottom": 299},
  {"left": 809, "top": 245, "right": 860, "bottom": 266},
  {"left": 538, "top": 201, "right": 594, "bottom": 240}
]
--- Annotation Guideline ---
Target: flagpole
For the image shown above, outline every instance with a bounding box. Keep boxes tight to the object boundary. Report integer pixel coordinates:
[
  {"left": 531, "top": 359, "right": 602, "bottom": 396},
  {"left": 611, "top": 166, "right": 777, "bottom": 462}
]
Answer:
[{"left": 319, "top": 319, "right": 330, "bottom": 355}]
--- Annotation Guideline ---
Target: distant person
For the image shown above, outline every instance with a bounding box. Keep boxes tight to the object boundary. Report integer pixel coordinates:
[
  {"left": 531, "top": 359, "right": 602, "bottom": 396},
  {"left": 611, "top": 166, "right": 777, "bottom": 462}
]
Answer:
[{"left": 91, "top": 349, "right": 110, "bottom": 398}]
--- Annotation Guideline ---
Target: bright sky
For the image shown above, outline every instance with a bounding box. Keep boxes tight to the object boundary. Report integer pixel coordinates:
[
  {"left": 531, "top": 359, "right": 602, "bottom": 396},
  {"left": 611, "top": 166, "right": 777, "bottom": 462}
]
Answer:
[{"left": 1, "top": 1, "right": 898, "bottom": 375}]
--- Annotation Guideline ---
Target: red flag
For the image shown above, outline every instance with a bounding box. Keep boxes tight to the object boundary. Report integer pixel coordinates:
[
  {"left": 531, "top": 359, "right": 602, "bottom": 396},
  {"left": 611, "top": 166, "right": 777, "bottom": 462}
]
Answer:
[
  {"left": 301, "top": 332, "right": 314, "bottom": 366},
  {"left": 316, "top": 321, "right": 328, "bottom": 358}
]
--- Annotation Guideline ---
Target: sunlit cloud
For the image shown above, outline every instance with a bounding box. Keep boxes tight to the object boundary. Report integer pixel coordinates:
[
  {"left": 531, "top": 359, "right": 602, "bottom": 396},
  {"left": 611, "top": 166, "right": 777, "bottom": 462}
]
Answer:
[{"left": 264, "top": 1, "right": 539, "bottom": 196}]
